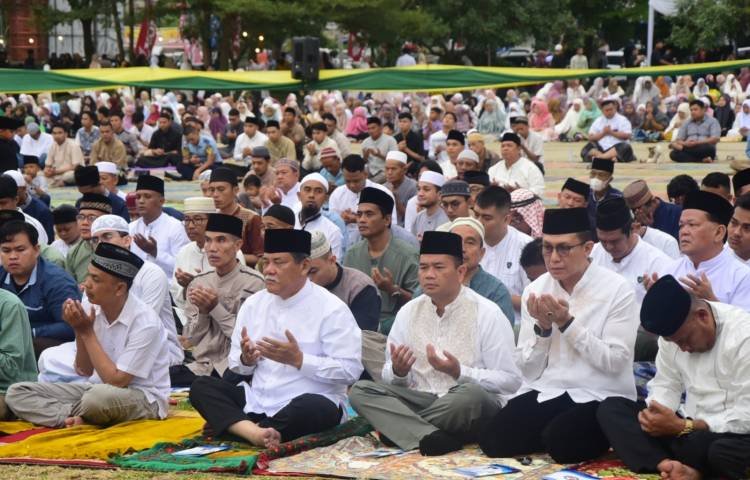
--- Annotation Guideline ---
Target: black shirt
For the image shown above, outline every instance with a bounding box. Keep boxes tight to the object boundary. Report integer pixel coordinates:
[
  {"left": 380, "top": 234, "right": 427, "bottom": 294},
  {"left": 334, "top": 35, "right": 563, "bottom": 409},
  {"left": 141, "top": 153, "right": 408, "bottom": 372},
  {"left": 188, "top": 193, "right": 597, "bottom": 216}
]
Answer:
[
  {"left": 0, "top": 138, "right": 19, "bottom": 172},
  {"left": 394, "top": 130, "right": 425, "bottom": 164},
  {"left": 148, "top": 126, "right": 182, "bottom": 153}
]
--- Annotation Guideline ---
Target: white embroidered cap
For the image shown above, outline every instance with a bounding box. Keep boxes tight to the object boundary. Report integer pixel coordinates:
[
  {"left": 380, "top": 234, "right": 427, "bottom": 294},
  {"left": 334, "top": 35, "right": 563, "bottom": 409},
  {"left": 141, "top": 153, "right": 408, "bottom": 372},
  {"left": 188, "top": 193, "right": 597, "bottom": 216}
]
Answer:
[{"left": 419, "top": 170, "right": 445, "bottom": 188}]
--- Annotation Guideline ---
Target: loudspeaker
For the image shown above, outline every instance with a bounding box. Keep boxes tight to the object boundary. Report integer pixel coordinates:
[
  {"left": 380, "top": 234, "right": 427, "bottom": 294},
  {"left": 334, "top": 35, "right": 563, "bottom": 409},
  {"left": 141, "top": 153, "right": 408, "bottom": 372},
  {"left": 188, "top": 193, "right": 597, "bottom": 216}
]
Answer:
[{"left": 291, "top": 36, "right": 320, "bottom": 82}]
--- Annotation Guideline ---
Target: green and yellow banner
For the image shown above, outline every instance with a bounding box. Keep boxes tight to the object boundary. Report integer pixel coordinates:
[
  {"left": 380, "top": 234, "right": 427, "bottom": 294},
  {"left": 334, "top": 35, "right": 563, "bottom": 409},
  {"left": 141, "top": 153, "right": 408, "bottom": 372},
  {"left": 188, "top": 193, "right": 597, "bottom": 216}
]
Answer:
[{"left": 2, "top": 59, "right": 750, "bottom": 94}]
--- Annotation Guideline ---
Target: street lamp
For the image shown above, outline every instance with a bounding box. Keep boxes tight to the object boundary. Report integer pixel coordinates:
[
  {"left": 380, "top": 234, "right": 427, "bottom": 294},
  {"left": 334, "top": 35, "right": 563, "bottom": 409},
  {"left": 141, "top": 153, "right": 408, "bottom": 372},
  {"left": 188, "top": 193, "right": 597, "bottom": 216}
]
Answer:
[
  {"left": 242, "top": 31, "right": 248, "bottom": 38},
  {"left": 254, "top": 48, "right": 260, "bottom": 54},
  {"left": 258, "top": 35, "right": 264, "bottom": 42},
  {"left": 57, "top": 35, "right": 64, "bottom": 42},
  {"left": 28, "top": 38, "right": 35, "bottom": 44}
]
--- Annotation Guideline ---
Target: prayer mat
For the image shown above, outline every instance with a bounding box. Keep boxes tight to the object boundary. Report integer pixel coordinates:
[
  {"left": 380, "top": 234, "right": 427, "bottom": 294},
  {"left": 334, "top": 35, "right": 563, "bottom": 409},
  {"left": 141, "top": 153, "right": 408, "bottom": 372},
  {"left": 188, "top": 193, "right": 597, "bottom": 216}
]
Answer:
[
  {"left": 110, "top": 438, "right": 261, "bottom": 474},
  {"left": 0, "top": 421, "right": 35, "bottom": 435},
  {"left": 573, "top": 459, "right": 661, "bottom": 479},
  {"left": 255, "top": 415, "right": 373, "bottom": 471},
  {"left": 0, "top": 411, "right": 204, "bottom": 461},
  {"left": 265, "top": 435, "right": 563, "bottom": 480},
  {"left": 0, "top": 427, "right": 54, "bottom": 444},
  {"left": 0, "top": 457, "right": 114, "bottom": 469}
]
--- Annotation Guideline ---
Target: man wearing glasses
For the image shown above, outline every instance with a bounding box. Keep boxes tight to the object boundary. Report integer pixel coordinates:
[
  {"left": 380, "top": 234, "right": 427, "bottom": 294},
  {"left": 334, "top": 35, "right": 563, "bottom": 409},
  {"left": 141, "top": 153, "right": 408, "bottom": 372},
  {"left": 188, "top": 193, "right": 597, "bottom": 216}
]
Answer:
[
  {"left": 65, "top": 193, "right": 113, "bottom": 283},
  {"left": 623, "top": 180, "right": 681, "bottom": 258},
  {"left": 479, "top": 207, "right": 639, "bottom": 465},
  {"left": 590, "top": 197, "right": 671, "bottom": 361}
]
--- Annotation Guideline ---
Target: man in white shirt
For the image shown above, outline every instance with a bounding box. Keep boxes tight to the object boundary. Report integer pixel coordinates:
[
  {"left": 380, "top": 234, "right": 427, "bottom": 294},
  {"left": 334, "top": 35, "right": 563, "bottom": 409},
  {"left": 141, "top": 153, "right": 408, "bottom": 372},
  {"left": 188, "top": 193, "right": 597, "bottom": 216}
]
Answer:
[
  {"left": 436, "top": 129, "right": 462, "bottom": 180},
  {"left": 474, "top": 186, "right": 533, "bottom": 322},
  {"left": 590, "top": 197, "right": 671, "bottom": 361},
  {"left": 350, "top": 231, "right": 521, "bottom": 455},
  {"left": 19, "top": 123, "right": 53, "bottom": 166},
  {"left": 395, "top": 47, "right": 416, "bottom": 67},
  {"left": 411, "top": 171, "right": 449, "bottom": 239},
  {"left": 511, "top": 117, "right": 545, "bottom": 169},
  {"left": 488, "top": 132, "right": 545, "bottom": 197},
  {"left": 96, "top": 161, "right": 125, "bottom": 201},
  {"left": 189, "top": 229, "right": 362, "bottom": 447},
  {"left": 129, "top": 175, "right": 190, "bottom": 278},
  {"left": 583, "top": 98, "right": 636, "bottom": 163},
  {"left": 302, "top": 122, "right": 338, "bottom": 173},
  {"left": 646, "top": 190, "right": 750, "bottom": 312},
  {"left": 6, "top": 242, "right": 170, "bottom": 427},
  {"left": 294, "top": 173, "right": 343, "bottom": 258},
  {"left": 231, "top": 117, "right": 268, "bottom": 169},
  {"left": 329, "top": 155, "right": 396, "bottom": 248},
  {"left": 428, "top": 112, "right": 456, "bottom": 162},
  {"left": 599, "top": 275, "right": 750, "bottom": 480},
  {"left": 322, "top": 113, "right": 352, "bottom": 159},
  {"left": 0, "top": 175, "right": 48, "bottom": 245},
  {"left": 260, "top": 158, "right": 301, "bottom": 212},
  {"left": 480, "top": 207, "right": 639, "bottom": 464},
  {"left": 728, "top": 194, "right": 750, "bottom": 265}
]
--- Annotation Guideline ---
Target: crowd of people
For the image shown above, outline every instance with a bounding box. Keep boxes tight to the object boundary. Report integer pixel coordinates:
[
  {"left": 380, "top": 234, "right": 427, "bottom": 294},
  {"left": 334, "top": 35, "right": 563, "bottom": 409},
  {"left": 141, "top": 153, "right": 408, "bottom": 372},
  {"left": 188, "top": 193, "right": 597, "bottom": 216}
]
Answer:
[{"left": 0, "top": 72, "right": 748, "bottom": 480}]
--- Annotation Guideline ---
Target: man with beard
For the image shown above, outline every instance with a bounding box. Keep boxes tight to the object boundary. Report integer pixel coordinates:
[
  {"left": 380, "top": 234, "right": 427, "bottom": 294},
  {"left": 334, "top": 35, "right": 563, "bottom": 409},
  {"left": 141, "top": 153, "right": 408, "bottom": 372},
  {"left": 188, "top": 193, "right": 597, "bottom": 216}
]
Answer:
[
  {"left": 411, "top": 171, "right": 449, "bottom": 238},
  {"left": 623, "top": 179, "right": 682, "bottom": 240},
  {"left": 294, "top": 173, "right": 343, "bottom": 258}
]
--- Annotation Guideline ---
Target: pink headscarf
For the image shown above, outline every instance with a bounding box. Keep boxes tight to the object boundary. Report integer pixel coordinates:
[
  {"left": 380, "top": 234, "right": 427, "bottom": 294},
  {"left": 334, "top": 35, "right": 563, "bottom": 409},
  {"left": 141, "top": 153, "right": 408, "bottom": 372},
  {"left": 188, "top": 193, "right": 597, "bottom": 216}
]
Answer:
[
  {"left": 511, "top": 189, "right": 545, "bottom": 238},
  {"left": 123, "top": 104, "right": 135, "bottom": 131},
  {"left": 345, "top": 106, "right": 369, "bottom": 136},
  {"left": 529, "top": 99, "right": 552, "bottom": 130}
]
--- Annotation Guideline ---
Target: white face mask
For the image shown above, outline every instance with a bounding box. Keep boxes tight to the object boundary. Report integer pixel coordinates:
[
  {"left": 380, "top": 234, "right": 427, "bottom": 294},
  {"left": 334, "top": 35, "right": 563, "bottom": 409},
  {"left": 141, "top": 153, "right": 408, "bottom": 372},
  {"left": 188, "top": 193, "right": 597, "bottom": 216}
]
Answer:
[{"left": 590, "top": 177, "right": 608, "bottom": 192}]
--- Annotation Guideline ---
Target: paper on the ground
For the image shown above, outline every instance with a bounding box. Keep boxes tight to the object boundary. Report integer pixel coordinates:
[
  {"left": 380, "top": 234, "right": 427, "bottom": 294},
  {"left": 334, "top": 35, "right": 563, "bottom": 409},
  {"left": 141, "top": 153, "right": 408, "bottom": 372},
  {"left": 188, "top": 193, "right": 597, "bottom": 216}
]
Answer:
[
  {"left": 173, "top": 444, "right": 231, "bottom": 456},
  {"left": 455, "top": 463, "right": 521, "bottom": 477},
  {"left": 543, "top": 470, "right": 600, "bottom": 479},
  {"left": 353, "top": 448, "right": 418, "bottom": 458}
]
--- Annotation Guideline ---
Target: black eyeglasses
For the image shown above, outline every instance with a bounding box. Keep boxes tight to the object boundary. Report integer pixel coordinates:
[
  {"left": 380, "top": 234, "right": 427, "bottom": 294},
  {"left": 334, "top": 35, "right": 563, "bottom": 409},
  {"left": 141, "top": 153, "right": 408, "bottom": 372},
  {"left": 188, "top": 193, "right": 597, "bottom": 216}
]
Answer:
[{"left": 541, "top": 242, "right": 585, "bottom": 258}]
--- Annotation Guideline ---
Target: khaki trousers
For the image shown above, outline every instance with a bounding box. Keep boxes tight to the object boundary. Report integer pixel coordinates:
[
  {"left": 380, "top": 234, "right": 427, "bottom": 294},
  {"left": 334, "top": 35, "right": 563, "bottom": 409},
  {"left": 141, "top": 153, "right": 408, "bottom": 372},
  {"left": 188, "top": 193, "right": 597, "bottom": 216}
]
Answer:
[{"left": 5, "top": 382, "right": 159, "bottom": 428}]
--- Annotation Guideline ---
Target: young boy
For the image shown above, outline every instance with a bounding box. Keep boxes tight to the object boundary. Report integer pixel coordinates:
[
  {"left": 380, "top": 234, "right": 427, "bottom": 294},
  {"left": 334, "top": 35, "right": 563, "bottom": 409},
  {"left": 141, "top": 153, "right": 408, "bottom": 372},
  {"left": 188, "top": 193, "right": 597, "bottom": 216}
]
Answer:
[
  {"left": 22, "top": 155, "right": 50, "bottom": 205},
  {"left": 239, "top": 174, "right": 262, "bottom": 213},
  {"left": 50, "top": 204, "right": 82, "bottom": 258}
]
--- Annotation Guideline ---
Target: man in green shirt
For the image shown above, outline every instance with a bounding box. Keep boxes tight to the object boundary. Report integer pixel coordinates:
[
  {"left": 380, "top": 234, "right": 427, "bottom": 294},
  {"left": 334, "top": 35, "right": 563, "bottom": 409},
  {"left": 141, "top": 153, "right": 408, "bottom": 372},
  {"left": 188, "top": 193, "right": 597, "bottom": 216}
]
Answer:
[
  {"left": 0, "top": 289, "right": 38, "bottom": 419},
  {"left": 344, "top": 187, "right": 419, "bottom": 335},
  {"left": 65, "top": 193, "right": 112, "bottom": 283}
]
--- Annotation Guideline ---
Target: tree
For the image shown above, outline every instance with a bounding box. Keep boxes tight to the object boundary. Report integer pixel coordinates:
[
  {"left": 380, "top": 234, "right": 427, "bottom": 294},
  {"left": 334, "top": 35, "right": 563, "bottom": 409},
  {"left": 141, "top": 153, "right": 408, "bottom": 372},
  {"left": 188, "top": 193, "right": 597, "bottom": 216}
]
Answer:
[
  {"left": 31, "top": 0, "right": 109, "bottom": 61},
  {"left": 669, "top": 0, "right": 750, "bottom": 51}
]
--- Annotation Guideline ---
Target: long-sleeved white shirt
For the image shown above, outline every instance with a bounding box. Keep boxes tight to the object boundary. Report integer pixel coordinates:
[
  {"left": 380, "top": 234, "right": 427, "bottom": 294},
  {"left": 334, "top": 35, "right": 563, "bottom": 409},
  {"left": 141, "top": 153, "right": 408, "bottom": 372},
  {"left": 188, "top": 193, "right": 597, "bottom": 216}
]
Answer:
[
  {"left": 229, "top": 280, "right": 363, "bottom": 416},
  {"left": 647, "top": 301, "right": 750, "bottom": 434},
  {"left": 383, "top": 286, "right": 522, "bottom": 404},
  {"left": 642, "top": 226, "right": 680, "bottom": 259},
  {"left": 232, "top": 131, "right": 268, "bottom": 163},
  {"left": 590, "top": 237, "right": 672, "bottom": 305},
  {"left": 295, "top": 211, "right": 343, "bottom": 259},
  {"left": 487, "top": 157, "right": 545, "bottom": 197},
  {"left": 129, "top": 212, "right": 190, "bottom": 279},
  {"left": 329, "top": 180, "right": 397, "bottom": 241},
  {"left": 658, "top": 248, "right": 750, "bottom": 312},
  {"left": 20, "top": 132, "right": 53, "bottom": 158},
  {"left": 516, "top": 264, "right": 639, "bottom": 403}
]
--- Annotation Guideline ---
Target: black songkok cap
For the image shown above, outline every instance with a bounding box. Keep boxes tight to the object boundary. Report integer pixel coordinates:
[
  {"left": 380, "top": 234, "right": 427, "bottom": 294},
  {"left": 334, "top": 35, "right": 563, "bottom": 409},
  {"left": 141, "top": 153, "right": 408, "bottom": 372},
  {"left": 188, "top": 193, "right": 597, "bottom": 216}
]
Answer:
[
  {"left": 210, "top": 167, "right": 239, "bottom": 186},
  {"left": 0, "top": 117, "right": 22, "bottom": 130},
  {"left": 732, "top": 168, "right": 750, "bottom": 196},
  {"left": 135, "top": 175, "right": 164, "bottom": 195},
  {"left": 359, "top": 186, "right": 394, "bottom": 214},
  {"left": 0, "top": 209, "right": 24, "bottom": 227},
  {"left": 245, "top": 116, "right": 262, "bottom": 126},
  {"left": 78, "top": 193, "right": 112, "bottom": 214},
  {"left": 562, "top": 177, "right": 590, "bottom": 198},
  {"left": 74, "top": 165, "right": 100, "bottom": 187},
  {"left": 542, "top": 208, "right": 590, "bottom": 235},
  {"left": 463, "top": 171, "right": 490, "bottom": 187},
  {"left": 91, "top": 242, "right": 144, "bottom": 282},
  {"left": 263, "top": 204, "right": 295, "bottom": 226},
  {"left": 420, "top": 231, "right": 463, "bottom": 260},
  {"left": 596, "top": 197, "right": 632, "bottom": 231},
  {"left": 591, "top": 158, "right": 614, "bottom": 174},
  {"left": 265, "top": 120, "right": 280, "bottom": 129},
  {"left": 682, "top": 190, "right": 734, "bottom": 226},
  {"left": 52, "top": 204, "right": 78, "bottom": 225},
  {"left": 23, "top": 155, "right": 40, "bottom": 166},
  {"left": 640, "top": 275, "right": 691, "bottom": 337},
  {"left": 205, "top": 213, "right": 243, "bottom": 238},
  {"left": 446, "top": 129, "right": 465, "bottom": 145},
  {"left": 501, "top": 132, "right": 521, "bottom": 145},
  {"left": 264, "top": 228, "right": 311, "bottom": 255},
  {"left": 0, "top": 175, "right": 17, "bottom": 199}
]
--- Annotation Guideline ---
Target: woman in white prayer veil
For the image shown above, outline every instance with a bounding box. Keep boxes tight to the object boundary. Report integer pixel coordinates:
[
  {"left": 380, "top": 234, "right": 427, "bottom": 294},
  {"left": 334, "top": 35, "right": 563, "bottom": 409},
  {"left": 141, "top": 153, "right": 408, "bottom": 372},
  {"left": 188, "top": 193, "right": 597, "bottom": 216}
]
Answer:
[
  {"left": 723, "top": 74, "right": 745, "bottom": 107},
  {"left": 728, "top": 99, "right": 750, "bottom": 138},
  {"left": 587, "top": 78, "right": 604, "bottom": 100},
  {"left": 632, "top": 76, "right": 659, "bottom": 106},
  {"left": 554, "top": 98, "right": 584, "bottom": 139},
  {"left": 692, "top": 78, "right": 710, "bottom": 98}
]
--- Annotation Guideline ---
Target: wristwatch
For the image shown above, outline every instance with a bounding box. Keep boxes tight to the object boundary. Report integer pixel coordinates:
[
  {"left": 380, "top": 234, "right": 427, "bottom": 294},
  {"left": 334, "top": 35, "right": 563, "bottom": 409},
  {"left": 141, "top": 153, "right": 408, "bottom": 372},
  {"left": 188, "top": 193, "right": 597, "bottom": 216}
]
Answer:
[
  {"left": 534, "top": 324, "right": 552, "bottom": 337},
  {"left": 679, "top": 418, "right": 694, "bottom": 437}
]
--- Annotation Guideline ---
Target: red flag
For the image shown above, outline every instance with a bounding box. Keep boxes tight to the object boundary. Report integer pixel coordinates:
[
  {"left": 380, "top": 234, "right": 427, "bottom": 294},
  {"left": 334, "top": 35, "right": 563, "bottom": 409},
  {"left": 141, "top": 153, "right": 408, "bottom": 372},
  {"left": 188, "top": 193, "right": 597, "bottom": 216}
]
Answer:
[{"left": 135, "top": 5, "right": 158, "bottom": 58}]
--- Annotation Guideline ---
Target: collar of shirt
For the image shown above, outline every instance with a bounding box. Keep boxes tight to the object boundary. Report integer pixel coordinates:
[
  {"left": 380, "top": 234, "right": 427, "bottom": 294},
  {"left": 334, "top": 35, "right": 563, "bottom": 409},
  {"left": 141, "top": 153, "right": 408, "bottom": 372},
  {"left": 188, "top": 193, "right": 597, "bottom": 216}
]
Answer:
[
  {"left": 93, "top": 294, "right": 137, "bottom": 329},
  {"left": 423, "top": 286, "right": 468, "bottom": 318},
  {"left": 687, "top": 247, "right": 730, "bottom": 271},
  {"left": 325, "top": 263, "right": 345, "bottom": 290},
  {"left": 4, "top": 263, "right": 38, "bottom": 292},
  {"left": 271, "top": 279, "right": 313, "bottom": 309},
  {"left": 299, "top": 210, "right": 322, "bottom": 228}
]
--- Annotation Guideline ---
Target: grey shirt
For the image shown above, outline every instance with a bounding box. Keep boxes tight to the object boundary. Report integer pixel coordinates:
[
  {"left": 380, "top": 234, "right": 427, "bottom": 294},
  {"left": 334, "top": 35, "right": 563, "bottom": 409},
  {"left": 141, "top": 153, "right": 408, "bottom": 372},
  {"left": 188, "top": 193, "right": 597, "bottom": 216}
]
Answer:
[
  {"left": 362, "top": 134, "right": 398, "bottom": 177},
  {"left": 677, "top": 115, "right": 721, "bottom": 142},
  {"left": 411, "top": 207, "right": 450, "bottom": 238},
  {"left": 385, "top": 177, "right": 418, "bottom": 226}
]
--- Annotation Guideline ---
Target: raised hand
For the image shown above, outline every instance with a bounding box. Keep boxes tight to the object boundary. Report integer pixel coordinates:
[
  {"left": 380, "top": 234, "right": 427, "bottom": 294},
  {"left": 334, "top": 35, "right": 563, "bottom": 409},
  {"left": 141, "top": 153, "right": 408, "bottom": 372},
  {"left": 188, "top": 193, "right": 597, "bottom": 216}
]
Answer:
[
  {"left": 390, "top": 343, "right": 416, "bottom": 377},
  {"left": 240, "top": 326, "right": 261, "bottom": 366},
  {"left": 426, "top": 344, "right": 460, "bottom": 379},
  {"left": 256, "top": 330, "right": 303, "bottom": 369}
]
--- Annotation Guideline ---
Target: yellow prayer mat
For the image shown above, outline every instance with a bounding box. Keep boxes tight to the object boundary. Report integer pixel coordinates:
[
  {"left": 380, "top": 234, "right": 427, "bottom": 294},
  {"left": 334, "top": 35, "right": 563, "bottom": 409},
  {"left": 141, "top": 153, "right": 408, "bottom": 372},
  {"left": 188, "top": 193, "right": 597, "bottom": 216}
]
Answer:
[
  {"left": 0, "top": 421, "right": 35, "bottom": 435},
  {"left": 0, "top": 411, "right": 203, "bottom": 460}
]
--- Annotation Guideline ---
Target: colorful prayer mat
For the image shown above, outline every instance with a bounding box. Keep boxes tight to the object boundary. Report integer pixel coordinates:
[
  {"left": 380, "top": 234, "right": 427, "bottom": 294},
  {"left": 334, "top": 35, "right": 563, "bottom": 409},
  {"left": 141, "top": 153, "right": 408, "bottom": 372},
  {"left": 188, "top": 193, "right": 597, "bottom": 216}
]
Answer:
[
  {"left": 265, "top": 435, "right": 563, "bottom": 480},
  {"left": 574, "top": 459, "right": 662, "bottom": 480}
]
